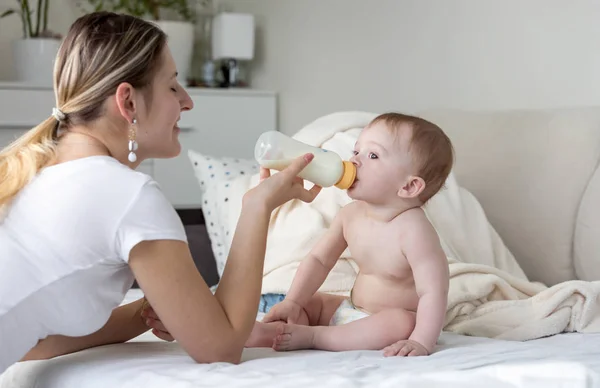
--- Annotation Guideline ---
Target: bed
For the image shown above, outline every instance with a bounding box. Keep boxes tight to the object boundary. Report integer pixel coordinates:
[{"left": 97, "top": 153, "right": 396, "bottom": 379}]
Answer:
[
  {"left": 1, "top": 288, "right": 600, "bottom": 388},
  {"left": 2, "top": 107, "right": 600, "bottom": 387}
]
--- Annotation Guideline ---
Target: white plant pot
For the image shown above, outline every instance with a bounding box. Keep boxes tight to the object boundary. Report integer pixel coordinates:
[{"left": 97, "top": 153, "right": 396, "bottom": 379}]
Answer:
[
  {"left": 11, "top": 38, "right": 61, "bottom": 86},
  {"left": 153, "top": 21, "right": 195, "bottom": 85}
]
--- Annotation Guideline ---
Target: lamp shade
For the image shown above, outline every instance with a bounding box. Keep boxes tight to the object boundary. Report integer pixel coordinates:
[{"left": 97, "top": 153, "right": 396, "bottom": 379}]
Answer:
[{"left": 211, "top": 13, "right": 255, "bottom": 61}]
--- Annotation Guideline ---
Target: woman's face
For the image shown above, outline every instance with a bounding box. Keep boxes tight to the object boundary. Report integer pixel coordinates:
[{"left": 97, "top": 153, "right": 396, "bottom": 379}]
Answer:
[{"left": 134, "top": 46, "right": 194, "bottom": 160}]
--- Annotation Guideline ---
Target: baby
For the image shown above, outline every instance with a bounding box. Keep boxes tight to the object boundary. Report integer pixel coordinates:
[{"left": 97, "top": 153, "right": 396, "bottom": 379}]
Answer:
[{"left": 245, "top": 112, "right": 454, "bottom": 357}]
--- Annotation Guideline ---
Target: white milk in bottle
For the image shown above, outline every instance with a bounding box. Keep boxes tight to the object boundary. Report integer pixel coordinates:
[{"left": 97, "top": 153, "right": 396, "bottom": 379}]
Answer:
[{"left": 254, "top": 131, "right": 356, "bottom": 189}]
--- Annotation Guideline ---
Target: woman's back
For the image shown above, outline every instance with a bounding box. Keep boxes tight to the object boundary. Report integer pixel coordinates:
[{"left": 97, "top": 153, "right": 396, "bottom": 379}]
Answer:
[{"left": 0, "top": 155, "right": 185, "bottom": 372}]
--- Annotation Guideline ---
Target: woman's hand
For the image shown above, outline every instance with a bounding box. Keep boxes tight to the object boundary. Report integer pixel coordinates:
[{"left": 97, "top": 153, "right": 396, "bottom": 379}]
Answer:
[
  {"left": 141, "top": 299, "right": 174, "bottom": 342},
  {"left": 244, "top": 153, "right": 322, "bottom": 212}
]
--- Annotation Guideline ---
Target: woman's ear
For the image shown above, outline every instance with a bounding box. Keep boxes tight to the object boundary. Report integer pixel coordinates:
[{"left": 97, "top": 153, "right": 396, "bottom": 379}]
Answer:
[
  {"left": 114, "top": 82, "right": 137, "bottom": 122},
  {"left": 398, "top": 176, "right": 426, "bottom": 199}
]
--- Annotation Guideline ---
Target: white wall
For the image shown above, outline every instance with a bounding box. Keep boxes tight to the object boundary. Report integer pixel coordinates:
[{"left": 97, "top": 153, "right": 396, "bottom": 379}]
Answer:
[
  {"left": 3, "top": 0, "right": 600, "bottom": 135},
  {"left": 0, "top": 0, "right": 80, "bottom": 80},
  {"left": 220, "top": 0, "right": 600, "bottom": 134}
]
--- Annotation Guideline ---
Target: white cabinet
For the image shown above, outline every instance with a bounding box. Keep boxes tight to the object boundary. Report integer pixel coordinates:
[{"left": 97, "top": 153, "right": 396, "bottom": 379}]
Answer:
[
  {"left": 0, "top": 83, "right": 277, "bottom": 209},
  {"left": 154, "top": 90, "right": 276, "bottom": 208}
]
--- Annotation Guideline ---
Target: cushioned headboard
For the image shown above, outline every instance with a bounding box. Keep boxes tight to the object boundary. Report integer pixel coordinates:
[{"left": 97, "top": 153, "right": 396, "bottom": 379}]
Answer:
[{"left": 421, "top": 106, "right": 600, "bottom": 285}]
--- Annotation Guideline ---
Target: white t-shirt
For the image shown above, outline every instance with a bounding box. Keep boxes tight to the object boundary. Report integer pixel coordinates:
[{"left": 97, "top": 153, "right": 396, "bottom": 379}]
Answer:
[{"left": 0, "top": 155, "right": 187, "bottom": 373}]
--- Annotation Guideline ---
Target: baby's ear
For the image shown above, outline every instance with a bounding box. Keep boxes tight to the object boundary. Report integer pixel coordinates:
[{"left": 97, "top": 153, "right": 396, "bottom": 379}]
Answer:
[{"left": 398, "top": 176, "right": 425, "bottom": 199}]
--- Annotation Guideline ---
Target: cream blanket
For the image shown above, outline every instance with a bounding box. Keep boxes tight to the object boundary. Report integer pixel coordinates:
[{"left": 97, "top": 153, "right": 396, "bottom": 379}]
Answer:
[{"left": 225, "top": 111, "right": 600, "bottom": 341}]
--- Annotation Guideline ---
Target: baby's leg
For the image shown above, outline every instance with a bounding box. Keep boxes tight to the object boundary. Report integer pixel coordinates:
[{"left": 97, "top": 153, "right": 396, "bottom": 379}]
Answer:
[
  {"left": 273, "top": 308, "right": 416, "bottom": 352},
  {"left": 245, "top": 293, "right": 346, "bottom": 348},
  {"left": 304, "top": 292, "right": 348, "bottom": 326}
]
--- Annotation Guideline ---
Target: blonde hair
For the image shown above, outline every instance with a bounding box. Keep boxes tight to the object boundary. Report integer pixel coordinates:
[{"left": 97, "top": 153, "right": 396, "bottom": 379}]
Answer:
[
  {"left": 370, "top": 112, "right": 455, "bottom": 203},
  {"left": 0, "top": 12, "right": 166, "bottom": 210}
]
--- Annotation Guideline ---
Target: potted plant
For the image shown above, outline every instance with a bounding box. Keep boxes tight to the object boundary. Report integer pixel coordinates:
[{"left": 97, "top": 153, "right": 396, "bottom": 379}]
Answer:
[
  {"left": 1, "top": 0, "right": 62, "bottom": 86},
  {"left": 80, "top": 0, "right": 200, "bottom": 86}
]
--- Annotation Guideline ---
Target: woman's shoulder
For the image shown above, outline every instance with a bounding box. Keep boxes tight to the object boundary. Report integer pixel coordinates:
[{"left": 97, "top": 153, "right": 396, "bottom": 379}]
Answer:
[
  {"left": 16, "top": 156, "right": 163, "bottom": 217},
  {"left": 46, "top": 154, "right": 149, "bottom": 176},
  {"left": 41, "top": 155, "right": 154, "bottom": 193}
]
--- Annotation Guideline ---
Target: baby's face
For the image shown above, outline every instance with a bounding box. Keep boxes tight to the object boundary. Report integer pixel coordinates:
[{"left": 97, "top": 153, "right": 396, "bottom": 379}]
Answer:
[{"left": 347, "top": 121, "right": 416, "bottom": 204}]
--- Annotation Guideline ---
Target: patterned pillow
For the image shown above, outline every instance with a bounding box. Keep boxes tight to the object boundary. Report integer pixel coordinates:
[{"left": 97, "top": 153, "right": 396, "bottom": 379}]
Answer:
[{"left": 188, "top": 149, "right": 259, "bottom": 276}]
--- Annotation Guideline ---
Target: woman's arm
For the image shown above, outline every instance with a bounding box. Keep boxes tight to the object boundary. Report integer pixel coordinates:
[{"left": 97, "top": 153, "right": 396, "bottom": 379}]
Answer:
[
  {"left": 21, "top": 298, "right": 148, "bottom": 361},
  {"left": 131, "top": 154, "right": 320, "bottom": 364},
  {"left": 129, "top": 209, "right": 267, "bottom": 364},
  {"left": 21, "top": 154, "right": 318, "bottom": 364}
]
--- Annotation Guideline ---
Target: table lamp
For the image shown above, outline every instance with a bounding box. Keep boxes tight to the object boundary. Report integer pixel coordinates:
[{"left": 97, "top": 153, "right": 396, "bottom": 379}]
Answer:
[{"left": 211, "top": 12, "right": 255, "bottom": 87}]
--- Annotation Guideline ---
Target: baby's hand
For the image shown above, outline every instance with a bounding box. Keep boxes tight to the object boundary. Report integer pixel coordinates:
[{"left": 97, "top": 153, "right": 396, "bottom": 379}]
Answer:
[{"left": 382, "top": 339, "right": 429, "bottom": 357}]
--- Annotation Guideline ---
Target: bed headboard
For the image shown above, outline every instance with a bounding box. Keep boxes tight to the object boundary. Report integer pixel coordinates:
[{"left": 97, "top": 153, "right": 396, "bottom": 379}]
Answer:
[{"left": 421, "top": 106, "right": 600, "bottom": 286}]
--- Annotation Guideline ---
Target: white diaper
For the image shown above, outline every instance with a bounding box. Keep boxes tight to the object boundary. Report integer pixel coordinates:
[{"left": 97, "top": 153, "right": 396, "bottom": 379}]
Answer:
[{"left": 329, "top": 299, "right": 370, "bottom": 326}]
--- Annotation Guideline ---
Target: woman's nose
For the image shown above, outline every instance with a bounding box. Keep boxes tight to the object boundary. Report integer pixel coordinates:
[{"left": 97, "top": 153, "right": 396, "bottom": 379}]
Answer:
[{"left": 180, "top": 89, "right": 194, "bottom": 111}]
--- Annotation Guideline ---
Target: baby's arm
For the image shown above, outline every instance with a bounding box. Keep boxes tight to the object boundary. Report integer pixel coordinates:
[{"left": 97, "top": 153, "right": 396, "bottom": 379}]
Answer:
[
  {"left": 402, "top": 212, "right": 449, "bottom": 353},
  {"left": 285, "top": 208, "right": 349, "bottom": 306}
]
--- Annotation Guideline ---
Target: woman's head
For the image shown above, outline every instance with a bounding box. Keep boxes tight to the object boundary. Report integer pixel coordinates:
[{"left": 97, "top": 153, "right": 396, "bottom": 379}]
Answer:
[
  {"left": 55, "top": 11, "right": 193, "bottom": 160},
  {"left": 0, "top": 11, "right": 193, "bottom": 209}
]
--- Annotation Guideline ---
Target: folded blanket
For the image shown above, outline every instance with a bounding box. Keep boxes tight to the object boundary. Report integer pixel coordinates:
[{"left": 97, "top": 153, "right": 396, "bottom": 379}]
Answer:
[
  {"left": 225, "top": 111, "right": 600, "bottom": 341},
  {"left": 446, "top": 259, "right": 600, "bottom": 340}
]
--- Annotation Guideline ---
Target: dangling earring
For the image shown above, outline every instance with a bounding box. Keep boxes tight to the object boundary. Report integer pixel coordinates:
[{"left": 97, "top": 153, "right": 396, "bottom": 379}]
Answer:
[{"left": 128, "top": 118, "right": 139, "bottom": 163}]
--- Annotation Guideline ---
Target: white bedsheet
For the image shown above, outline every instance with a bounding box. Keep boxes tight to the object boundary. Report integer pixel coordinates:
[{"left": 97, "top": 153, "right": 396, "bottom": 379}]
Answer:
[{"left": 2, "top": 290, "right": 600, "bottom": 388}]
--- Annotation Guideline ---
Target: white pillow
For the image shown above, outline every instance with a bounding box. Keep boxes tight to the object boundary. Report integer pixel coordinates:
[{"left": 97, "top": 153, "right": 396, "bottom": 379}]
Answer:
[{"left": 188, "top": 149, "right": 258, "bottom": 276}]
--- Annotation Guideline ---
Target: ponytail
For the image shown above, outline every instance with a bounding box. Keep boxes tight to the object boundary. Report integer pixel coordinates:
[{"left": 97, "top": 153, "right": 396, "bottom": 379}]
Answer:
[
  {"left": 0, "top": 12, "right": 169, "bottom": 211},
  {"left": 0, "top": 117, "right": 58, "bottom": 209}
]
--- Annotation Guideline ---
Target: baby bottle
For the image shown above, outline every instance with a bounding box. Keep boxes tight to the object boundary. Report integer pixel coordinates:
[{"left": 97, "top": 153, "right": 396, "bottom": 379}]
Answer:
[{"left": 254, "top": 131, "right": 356, "bottom": 189}]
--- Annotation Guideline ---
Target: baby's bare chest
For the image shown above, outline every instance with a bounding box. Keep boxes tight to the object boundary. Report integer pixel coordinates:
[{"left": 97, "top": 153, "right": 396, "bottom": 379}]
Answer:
[{"left": 343, "top": 217, "right": 411, "bottom": 275}]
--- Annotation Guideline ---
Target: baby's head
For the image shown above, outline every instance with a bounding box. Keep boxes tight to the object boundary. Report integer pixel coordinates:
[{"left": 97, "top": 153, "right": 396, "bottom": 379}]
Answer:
[{"left": 348, "top": 112, "right": 454, "bottom": 206}]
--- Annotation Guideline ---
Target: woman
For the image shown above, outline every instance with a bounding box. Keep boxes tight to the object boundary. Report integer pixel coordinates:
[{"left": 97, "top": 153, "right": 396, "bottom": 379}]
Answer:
[{"left": 0, "top": 11, "right": 320, "bottom": 373}]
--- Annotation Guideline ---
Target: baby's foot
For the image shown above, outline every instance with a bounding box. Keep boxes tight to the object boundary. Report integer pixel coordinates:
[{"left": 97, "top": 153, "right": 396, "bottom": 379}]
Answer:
[
  {"left": 245, "top": 321, "right": 282, "bottom": 348},
  {"left": 272, "top": 323, "right": 316, "bottom": 351}
]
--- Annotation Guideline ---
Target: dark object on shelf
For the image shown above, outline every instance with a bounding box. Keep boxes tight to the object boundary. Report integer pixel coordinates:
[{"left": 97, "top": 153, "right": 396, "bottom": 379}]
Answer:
[{"left": 219, "top": 58, "right": 246, "bottom": 87}]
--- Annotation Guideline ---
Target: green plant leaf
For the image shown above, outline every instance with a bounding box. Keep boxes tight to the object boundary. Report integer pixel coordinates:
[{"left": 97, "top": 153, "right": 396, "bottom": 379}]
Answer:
[
  {"left": 79, "top": 0, "right": 195, "bottom": 21},
  {"left": 0, "top": 9, "right": 16, "bottom": 18}
]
